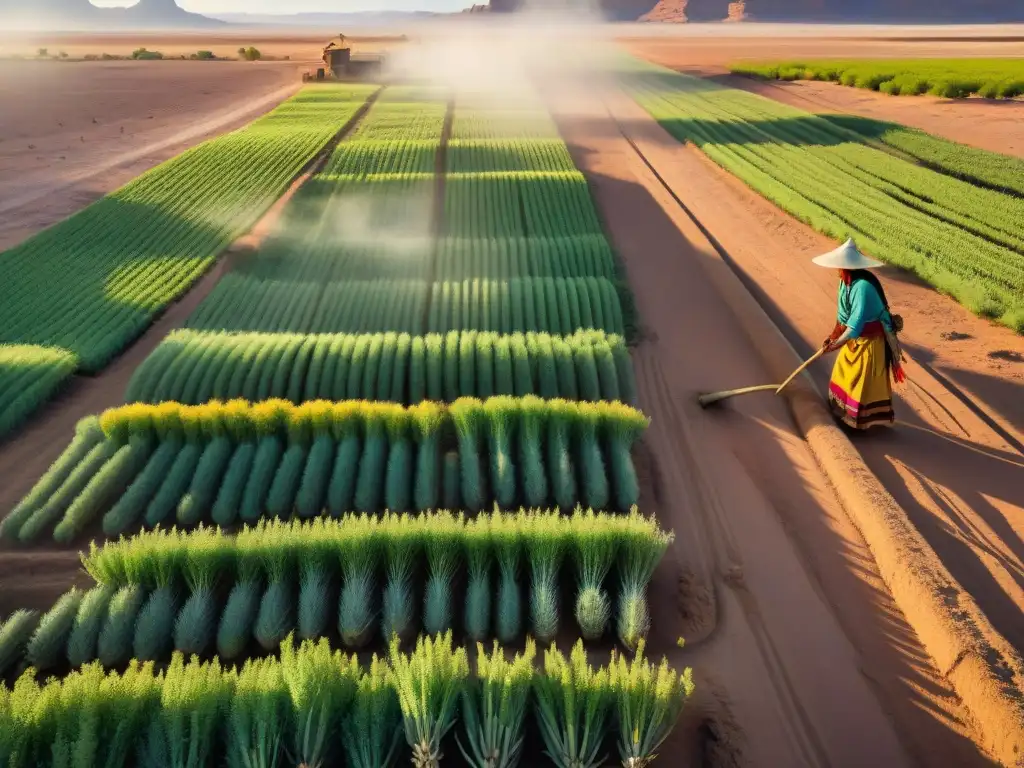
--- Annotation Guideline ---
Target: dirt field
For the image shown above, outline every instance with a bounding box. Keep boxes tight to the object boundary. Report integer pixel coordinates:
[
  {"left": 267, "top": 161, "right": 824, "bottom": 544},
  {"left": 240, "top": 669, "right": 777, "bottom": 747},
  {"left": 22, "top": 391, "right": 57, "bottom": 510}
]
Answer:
[
  {"left": 0, "top": 58, "right": 304, "bottom": 249},
  {"left": 0, "top": 24, "right": 1022, "bottom": 766},
  {"left": 548, "top": 84, "right": 995, "bottom": 766}
]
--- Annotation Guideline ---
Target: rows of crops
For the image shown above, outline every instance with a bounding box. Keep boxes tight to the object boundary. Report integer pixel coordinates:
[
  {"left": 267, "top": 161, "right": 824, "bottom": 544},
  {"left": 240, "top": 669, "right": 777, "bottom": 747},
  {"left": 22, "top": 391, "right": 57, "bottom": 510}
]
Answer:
[
  {"left": 0, "top": 632, "right": 691, "bottom": 768},
  {"left": 5, "top": 509, "right": 667, "bottom": 675},
  {"left": 125, "top": 329, "right": 635, "bottom": 406},
  {"left": 0, "top": 85, "right": 377, "bottom": 441},
  {"left": 0, "top": 85, "right": 377, "bottom": 373},
  {"left": 0, "top": 84, "right": 691, "bottom": 766},
  {"left": 0, "top": 345, "right": 77, "bottom": 439},
  {"left": 627, "top": 59, "right": 1024, "bottom": 331},
  {"left": 732, "top": 58, "right": 1024, "bottom": 98},
  {"left": 6, "top": 398, "right": 647, "bottom": 543},
  {"left": 821, "top": 114, "right": 1024, "bottom": 199}
]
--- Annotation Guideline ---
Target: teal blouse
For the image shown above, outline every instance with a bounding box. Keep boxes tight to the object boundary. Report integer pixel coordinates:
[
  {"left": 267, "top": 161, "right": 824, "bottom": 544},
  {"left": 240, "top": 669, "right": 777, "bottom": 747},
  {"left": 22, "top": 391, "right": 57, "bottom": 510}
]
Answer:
[{"left": 837, "top": 279, "right": 893, "bottom": 338}]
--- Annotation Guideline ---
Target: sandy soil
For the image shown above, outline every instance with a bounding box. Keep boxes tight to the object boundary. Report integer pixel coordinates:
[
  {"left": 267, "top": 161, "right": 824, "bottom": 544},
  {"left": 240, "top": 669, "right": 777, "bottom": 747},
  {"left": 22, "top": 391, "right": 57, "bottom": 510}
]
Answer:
[
  {"left": 546, "top": 82, "right": 996, "bottom": 766},
  {"left": 0, "top": 32, "right": 400, "bottom": 62},
  {"left": 0, "top": 58, "right": 303, "bottom": 250}
]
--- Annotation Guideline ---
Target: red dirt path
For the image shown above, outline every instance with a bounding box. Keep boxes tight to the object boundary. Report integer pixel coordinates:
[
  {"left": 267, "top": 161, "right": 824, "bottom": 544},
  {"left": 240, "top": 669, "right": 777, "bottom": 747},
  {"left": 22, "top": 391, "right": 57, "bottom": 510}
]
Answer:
[{"left": 546, "top": 80, "right": 995, "bottom": 766}]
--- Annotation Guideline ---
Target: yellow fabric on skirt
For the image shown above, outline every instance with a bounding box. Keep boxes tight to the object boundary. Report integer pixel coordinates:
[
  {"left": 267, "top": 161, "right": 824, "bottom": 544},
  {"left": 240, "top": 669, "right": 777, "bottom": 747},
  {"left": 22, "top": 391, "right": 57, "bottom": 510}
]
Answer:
[{"left": 827, "top": 335, "right": 895, "bottom": 430}]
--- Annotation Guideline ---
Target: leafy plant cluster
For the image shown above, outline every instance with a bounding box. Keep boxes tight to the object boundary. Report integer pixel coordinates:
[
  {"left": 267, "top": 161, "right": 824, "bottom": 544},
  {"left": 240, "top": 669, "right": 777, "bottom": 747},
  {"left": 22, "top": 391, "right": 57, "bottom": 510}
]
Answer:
[
  {"left": 0, "top": 344, "right": 78, "bottom": 439},
  {"left": 436, "top": 233, "right": 617, "bottom": 281},
  {"left": 629, "top": 59, "right": 1024, "bottom": 331},
  {"left": 732, "top": 57, "right": 1024, "bottom": 99},
  {"left": 126, "top": 329, "right": 634, "bottom": 406},
  {"left": 0, "top": 632, "right": 693, "bottom": 768}
]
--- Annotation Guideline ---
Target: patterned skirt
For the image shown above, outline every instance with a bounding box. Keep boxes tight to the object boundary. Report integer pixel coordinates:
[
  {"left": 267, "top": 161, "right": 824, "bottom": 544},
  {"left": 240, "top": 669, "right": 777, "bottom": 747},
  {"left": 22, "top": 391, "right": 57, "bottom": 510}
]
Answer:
[{"left": 828, "top": 335, "right": 895, "bottom": 430}]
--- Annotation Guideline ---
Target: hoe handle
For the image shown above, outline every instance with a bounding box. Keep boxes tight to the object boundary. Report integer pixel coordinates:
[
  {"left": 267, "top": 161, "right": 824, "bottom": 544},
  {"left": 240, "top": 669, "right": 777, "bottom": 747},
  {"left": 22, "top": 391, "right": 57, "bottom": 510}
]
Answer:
[{"left": 775, "top": 347, "right": 826, "bottom": 395}]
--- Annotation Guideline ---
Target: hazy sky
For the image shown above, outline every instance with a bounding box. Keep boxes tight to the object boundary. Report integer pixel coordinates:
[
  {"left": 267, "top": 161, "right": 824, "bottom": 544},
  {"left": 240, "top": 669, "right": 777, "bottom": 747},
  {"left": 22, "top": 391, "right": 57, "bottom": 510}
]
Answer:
[{"left": 90, "top": 0, "right": 467, "bottom": 12}]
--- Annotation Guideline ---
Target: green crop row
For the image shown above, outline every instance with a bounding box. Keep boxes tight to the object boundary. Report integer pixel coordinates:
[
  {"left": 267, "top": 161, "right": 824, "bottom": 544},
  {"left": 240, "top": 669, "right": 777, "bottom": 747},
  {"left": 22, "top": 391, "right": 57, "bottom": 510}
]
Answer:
[
  {"left": 627, "top": 59, "right": 1024, "bottom": 331},
  {"left": 0, "top": 632, "right": 691, "bottom": 768},
  {"left": 0, "top": 84, "right": 377, "bottom": 374},
  {"left": 3, "top": 397, "right": 648, "bottom": 543},
  {"left": 125, "top": 329, "right": 635, "bottom": 406},
  {"left": 732, "top": 58, "right": 1024, "bottom": 99},
  {"left": 821, "top": 114, "right": 1024, "bottom": 199},
  {"left": 0, "top": 345, "right": 78, "bottom": 440},
  {"left": 426, "top": 277, "right": 627, "bottom": 337},
  {"left": 445, "top": 172, "right": 605, "bottom": 239},
  {"left": 437, "top": 235, "right": 617, "bottom": 280},
  {"left": 3, "top": 508, "right": 669, "bottom": 671}
]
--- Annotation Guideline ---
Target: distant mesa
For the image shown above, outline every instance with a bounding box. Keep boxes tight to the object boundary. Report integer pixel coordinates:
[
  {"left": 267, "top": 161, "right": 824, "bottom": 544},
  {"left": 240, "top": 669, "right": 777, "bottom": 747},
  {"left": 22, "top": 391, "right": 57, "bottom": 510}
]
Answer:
[
  {"left": 2, "top": 0, "right": 224, "bottom": 30},
  {"left": 489, "top": 0, "right": 1024, "bottom": 22}
]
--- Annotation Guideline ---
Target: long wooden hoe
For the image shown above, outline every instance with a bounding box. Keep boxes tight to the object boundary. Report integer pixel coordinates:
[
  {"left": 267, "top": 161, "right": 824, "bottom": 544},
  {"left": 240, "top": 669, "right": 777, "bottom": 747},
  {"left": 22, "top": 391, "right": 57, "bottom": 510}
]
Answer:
[{"left": 698, "top": 348, "right": 825, "bottom": 408}]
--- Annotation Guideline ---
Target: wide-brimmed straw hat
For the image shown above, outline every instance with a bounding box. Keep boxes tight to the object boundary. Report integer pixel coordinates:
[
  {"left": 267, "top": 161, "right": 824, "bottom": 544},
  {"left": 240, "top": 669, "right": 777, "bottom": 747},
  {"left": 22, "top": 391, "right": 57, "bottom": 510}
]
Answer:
[{"left": 811, "top": 238, "right": 884, "bottom": 270}]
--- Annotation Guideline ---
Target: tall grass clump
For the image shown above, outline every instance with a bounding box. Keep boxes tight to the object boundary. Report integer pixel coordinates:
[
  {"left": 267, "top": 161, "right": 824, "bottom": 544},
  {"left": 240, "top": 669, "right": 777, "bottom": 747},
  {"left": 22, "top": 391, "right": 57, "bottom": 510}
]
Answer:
[
  {"left": 174, "top": 526, "right": 226, "bottom": 655},
  {"left": 296, "top": 402, "right": 335, "bottom": 518},
  {"left": 389, "top": 632, "right": 469, "bottom": 768},
  {"left": 67, "top": 584, "right": 115, "bottom": 667},
  {"left": 423, "top": 511, "right": 463, "bottom": 636},
  {"left": 492, "top": 511, "right": 523, "bottom": 644},
  {"left": 337, "top": 514, "right": 380, "bottom": 648},
  {"left": 25, "top": 588, "right": 81, "bottom": 671},
  {"left": 458, "top": 639, "right": 535, "bottom": 768},
  {"left": 254, "top": 528, "right": 295, "bottom": 651},
  {"left": 134, "top": 552, "right": 181, "bottom": 662},
  {"left": 412, "top": 402, "right": 444, "bottom": 512},
  {"left": 217, "top": 538, "right": 262, "bottom": 660},
  {"left": 0, "top": 610, "right": 38, "bottom": 676},
  {"left": 526, "top": 511, "right": 567, "bottom": 644},
  {"left": 617, "top": 510, "right": 673, "bottom": 652},
  {"left": 519, "top": 395, "right": 549, "bottom": 507},
  {"left": 354, "top": 405, "right": 389, "bottom": 514},
  {"left": 610, "top": 641, "right": 695, "bottom": 767},
  {"left": 572, "top": 509, "right": 618, "bottom": 641},
  {"left": 177, "top": 401, "right": 233, "bottom": 526},
  {"left": 266, "top": 403, "right": 315, "bottom": 518},
  {"left": 534, "top": 641, "right": 612, "bottom": 768},
  {"left": 297, "top": 521, "right": 334, "bottom": 641},
  {"left": 97, "top": 584, "right": 146, "bottom": 666},
  {"left": 327, "top": 402, "right": 362, "bottom": 515},
  {"left": 211, "top": 401, "right": 258, "bottom": 527},
  {"left": 546, "top": 399, "right": 578, "bottom": 510},
  {"left": 280, "top": 634, "right": 360, "bottom": 768},
  {"left": 575, "top": 403, "right": 609, "bottom": 510},
  {"left": 384, "top": 406, "right": 413, "bottom": 512},
  {"left": 604, "top": 403, "right": 649, "bottom": 510},
  {"left": 240, "top": 399, "right": 290, "bottom": 523},
  {"left": 451, "top": 398, "right": 486, "bottom": 512},
  {"left": 462, "top": 515, "right": 492, "bottom": 642},
  {"left": 145, "top": 407, "right": 203, "bottom": 528},
  {"left": 226, "top": 655, "right": 288, "bottom": 768},
  {"left": 342, "top": 656, "right": 402, "bottom": 768},
  {"left": 483, "top": 396, "right": 517, "bottom": 509},
  {"left": 382, "top": 513, "right": 422, "bottom": 644}
]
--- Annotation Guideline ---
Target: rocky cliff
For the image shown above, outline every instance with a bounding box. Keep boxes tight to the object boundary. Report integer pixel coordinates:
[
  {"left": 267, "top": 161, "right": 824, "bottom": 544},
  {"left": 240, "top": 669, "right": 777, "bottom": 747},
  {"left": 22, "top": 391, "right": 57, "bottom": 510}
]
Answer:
[
  {"left": 2, "top": 0, "right": 223, "bottom": 30},
  {"left": 490, "top": 0, "right": 1024, "bottom": 22}
]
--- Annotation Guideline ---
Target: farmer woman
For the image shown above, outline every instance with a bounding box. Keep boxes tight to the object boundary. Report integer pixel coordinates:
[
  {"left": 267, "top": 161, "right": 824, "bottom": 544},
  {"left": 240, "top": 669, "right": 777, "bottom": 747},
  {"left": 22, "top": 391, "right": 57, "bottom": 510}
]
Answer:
[{"left": 815, "top": 238, "right": 906, "bottom": 430}]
